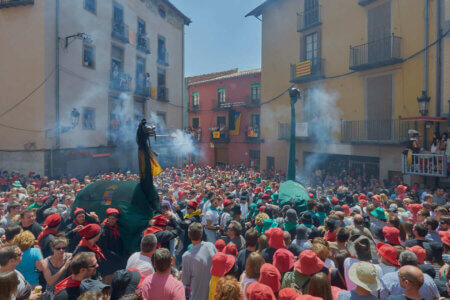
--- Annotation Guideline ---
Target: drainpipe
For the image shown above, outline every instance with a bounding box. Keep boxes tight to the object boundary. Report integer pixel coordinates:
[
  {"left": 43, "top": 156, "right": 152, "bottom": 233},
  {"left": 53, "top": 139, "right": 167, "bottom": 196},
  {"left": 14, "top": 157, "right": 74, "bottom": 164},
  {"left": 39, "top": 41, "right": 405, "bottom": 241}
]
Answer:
[
  {"left": 435, "top": 0, "right": 442, "bottom": 119},
  {"left": 424, "top": 0, "right": 429, "bottom": 94},
  {"left": 52, "top": 0, "right": 60, "bottom": 178}
]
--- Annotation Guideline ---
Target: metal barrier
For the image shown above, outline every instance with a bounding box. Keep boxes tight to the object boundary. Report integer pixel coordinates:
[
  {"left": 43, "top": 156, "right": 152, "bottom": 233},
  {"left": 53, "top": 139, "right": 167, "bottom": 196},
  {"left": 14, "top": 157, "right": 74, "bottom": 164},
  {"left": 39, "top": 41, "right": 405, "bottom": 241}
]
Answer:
[{"left": 402, "top": 153, "right": 448, "bottom": 177}]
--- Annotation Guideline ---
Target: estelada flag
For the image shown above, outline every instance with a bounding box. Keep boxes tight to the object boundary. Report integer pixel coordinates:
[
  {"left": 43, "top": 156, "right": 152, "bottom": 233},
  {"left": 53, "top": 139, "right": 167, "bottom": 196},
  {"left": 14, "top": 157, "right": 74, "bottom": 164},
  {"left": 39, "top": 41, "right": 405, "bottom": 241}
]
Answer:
[
  {"left": 296, "top": 60, "right": 311, "bottom": 77},
  {"left": 149, "top": 153, "right": 163, "bottom": 177}
]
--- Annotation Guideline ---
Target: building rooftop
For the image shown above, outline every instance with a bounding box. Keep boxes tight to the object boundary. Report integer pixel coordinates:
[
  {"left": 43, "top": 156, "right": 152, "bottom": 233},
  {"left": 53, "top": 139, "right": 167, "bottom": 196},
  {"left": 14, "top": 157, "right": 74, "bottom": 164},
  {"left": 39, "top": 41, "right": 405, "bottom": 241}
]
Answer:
[
  {"left": 162, "top": 0, "right": 192, "bottom": 25},
  {"left": 188, "top": 68, "right": 261, "bottom": 86},
  {"left": 245, "top": 0, "right": 277, "bottom": 18},
  {"left": 186, "top": 69, "right": 239, "bottom": 85}
]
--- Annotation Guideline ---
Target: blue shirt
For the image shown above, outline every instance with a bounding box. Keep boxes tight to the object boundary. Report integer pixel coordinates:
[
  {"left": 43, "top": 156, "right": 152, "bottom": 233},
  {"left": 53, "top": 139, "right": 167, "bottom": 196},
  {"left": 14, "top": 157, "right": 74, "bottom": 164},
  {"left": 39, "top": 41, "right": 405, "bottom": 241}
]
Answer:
[
  {"left": 380, "top": 270, "right": 439, "bottom": 300},
  {"left": 16, "top": 247, "right": 43, "bottom": 285},
  {"left": 425, "top": 230, "right": 442, "bottom": 243}
]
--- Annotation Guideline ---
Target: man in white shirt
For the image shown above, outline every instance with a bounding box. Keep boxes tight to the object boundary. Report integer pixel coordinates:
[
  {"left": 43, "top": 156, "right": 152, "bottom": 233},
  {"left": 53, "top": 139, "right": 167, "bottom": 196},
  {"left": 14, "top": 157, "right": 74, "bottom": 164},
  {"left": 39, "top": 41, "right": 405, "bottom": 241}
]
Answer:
[
  {"left": 126, "top": 233, "right": 157, "bottom": 276},
  {"left": 204, "top": 198, "right": 220, "bottom": 243}
]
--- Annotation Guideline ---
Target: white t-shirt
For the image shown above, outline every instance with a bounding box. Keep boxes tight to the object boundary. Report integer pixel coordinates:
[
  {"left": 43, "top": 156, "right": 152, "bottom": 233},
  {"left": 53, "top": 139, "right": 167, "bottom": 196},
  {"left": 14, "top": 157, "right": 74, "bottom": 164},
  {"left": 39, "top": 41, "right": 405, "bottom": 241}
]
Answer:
[
  {"left": 126, "top": 252, "right": 155, "bottom": 277},
  {"left": 204, "top": 209, "right": 219, "bottom": 226}
]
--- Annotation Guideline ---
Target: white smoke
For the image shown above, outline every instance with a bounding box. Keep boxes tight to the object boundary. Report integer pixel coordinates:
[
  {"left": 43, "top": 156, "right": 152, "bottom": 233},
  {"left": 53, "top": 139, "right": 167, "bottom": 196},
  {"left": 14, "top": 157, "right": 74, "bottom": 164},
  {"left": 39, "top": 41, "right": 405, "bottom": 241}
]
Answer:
[{"left": 296, "top": 86, "right": 341, "bottom": 184}]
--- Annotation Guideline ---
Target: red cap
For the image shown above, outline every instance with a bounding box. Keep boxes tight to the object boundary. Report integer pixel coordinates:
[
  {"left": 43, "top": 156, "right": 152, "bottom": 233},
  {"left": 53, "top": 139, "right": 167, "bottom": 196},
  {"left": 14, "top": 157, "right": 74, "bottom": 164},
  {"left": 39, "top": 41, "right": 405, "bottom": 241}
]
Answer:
[
  {"left": 39, "top": 195, "right": 50, "bottom": 203},
  {"left": 78, "top": 223, "right": 101, "bottom": 239},
  {"left": 215, "top": 239, "right": 226, "bottom": 252},
  {"left": 406, "top": 246, "right": 426, "bottom": 264},
  {"left": 294, "top": 250, "right": 324, "bottom": 275},
  {"left": 210, "top": 252, "right": 235, "bottom": 277},
  {"left": 382, "top": 226, "right": 401, "bottom": 245},
  {"left": 308, "top": 193, "right": 314, "bottom": 198},
  {"left": 372, "top": 195, "right": 381, "bottom": 202},
  {"left": 152, "top": 215, "right": 168, "bottom": 227},
  {"left": 358, "top": 194, "right": 367, "bottom": 201},
  {"left": 74, "top": 207, "right": 85, "bottom": 216},
  {"left": 397, "top": 185, "right": 407, "bottom": 193},
  {"left": 259, "top": 263, "right": 281, "bottom": 293},
  {"left": 439, "top": 231, "right": 450, "bottom": 247},
  {"left": 267, "top": 227, "right": 286, "bottom": 249},
  {"left": 342, "top": 204, "right": 351, "bottom": 216},
  {"left": 278, "top": 288, "right": 301, "bottom": 300},
  {"left": 246, "top": 282, "right": 276, "bottom": 300},
  {"left": 408, "top": 203, "right": 423, "bottom": 215},
  {"left": 187, "top": 201, "right": 199, "bottom": 210},
  {"left": 273, "top": 248, "right": 294, "bottom": 274},
  {"left": 359, "top": 199, "right": 368, "bottom": 207},
  {"left": 223, "top": 199, "right": 233, "bottom": 207},
  {"left": 331, "top": 197, "right": 339, "bottom": 204},
  {"left": 376, "top": 243, "right": 399, "bottom": 265},
  {"left": 223, "top": 242, "right": 238, "bottom": 257},
  {"left": 44, "top": 213, "right": 61, "bottom": 227},
  {"left": 70, "top": 178, "right": 78, "bottom": 182},
  {"left": 106, "top": 208, "right": 120, "bottom": 217},
  {"left": 262, "top": 194, "right": 270, "bottom": 200}
]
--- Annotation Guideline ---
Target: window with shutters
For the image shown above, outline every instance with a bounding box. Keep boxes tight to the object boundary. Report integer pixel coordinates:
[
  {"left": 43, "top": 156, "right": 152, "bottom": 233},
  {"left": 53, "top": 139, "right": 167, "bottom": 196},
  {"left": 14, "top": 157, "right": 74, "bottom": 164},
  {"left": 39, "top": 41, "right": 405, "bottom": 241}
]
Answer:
[
  {"left": 365, "top": 74, "right": 393, "bottom": 140},
  {"left": 250, "top": 84, "right": 260, "bottom": 102},
  {"left": 217, "top": 88, "right": 226, "bottom": 104},
  {"left": 304, "top": 32, "right": 318, "bottom": 65},
  {"left": 192, "top": 91, "right": 200, "bottom": 107},
  {"left": 367, "top": 2, "right": 391, "bottom": 62}
]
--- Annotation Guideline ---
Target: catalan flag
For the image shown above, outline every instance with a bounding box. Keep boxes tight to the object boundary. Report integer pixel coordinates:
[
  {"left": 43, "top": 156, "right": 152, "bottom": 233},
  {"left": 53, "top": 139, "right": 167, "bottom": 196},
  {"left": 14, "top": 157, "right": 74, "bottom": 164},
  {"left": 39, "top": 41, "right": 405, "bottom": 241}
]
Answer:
[{"left": 295, "top": 60, "right": 311, "bottom": 77}]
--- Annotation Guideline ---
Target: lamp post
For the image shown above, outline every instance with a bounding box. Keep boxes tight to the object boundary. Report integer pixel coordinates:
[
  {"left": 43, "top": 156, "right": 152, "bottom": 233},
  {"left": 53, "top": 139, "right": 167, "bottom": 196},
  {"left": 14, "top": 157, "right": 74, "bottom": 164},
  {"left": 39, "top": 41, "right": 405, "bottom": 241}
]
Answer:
[
  {"left": 288, "top": 88, "right": 300, "bottom": 181},
  {"left": 417, "top": 90, "right": 430, "bottom": 116}
]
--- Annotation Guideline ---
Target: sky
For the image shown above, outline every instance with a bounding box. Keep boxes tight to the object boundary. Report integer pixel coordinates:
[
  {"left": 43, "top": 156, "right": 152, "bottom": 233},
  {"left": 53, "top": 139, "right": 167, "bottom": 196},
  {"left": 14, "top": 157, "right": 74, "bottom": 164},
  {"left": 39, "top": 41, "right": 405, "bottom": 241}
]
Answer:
[{"left": 170, "top": 0, "right": 264, "bottom": 77}]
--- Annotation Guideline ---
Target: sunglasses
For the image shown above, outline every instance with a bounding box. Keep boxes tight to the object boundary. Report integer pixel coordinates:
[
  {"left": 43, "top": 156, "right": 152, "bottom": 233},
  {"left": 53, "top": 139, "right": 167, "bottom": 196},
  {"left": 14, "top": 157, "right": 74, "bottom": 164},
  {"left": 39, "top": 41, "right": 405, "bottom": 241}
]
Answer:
[
  {"left": 54, "top": 246, "right": 67, "bottom": 251},
  {"left": 87, "top": 263, "right": 98, "bottom": 269}
]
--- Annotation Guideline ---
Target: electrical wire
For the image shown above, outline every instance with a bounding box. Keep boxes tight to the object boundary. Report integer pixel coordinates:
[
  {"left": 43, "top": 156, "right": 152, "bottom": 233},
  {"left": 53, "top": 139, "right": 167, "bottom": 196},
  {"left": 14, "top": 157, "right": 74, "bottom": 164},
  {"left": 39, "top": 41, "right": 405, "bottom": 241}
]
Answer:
[{"left": 0, "top": 69, "right": 55, "bottom": 118}]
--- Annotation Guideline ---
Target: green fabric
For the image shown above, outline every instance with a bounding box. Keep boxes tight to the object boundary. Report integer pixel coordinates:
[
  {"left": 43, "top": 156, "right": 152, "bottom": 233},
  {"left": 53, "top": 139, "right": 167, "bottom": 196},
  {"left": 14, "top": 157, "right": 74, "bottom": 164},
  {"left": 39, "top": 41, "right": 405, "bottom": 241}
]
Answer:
[
  {"left": 303, "top": 223, "right": 315, "bottom": 229},
  {"left": 271, "top": 193, "right": 279, "bottom": 201},
  {"left": 281, "top": 270, "right": 311, "bottom": 294},
  {"left": 12, "top": 181, "right": 22, "bottom": 187},
  {"left": 283, "top": 221, "right": 298, "bottom": 232},
  {"left": 27, "top": 202, "right": 43, "bottom": 210},
  {"left": 73, "top": 180, "right": 155, "bottom": 253},
  {"left": 317, "top": 212, "right": 327, "bottom": 226},
  {"left": 262, "top": 218, "right": 278, "bottom": 234},
  {"left": 265, "top": 185, "right": 272, "bottom": 191},
  {"left": 256, "top": 177, "right": 261, "bottom": 184},
  {"left": 371, "top": 207, "right": 387, "bottom": 220},
  {"left": 278, "top": 180, "right": 308, "bottom": 214}
]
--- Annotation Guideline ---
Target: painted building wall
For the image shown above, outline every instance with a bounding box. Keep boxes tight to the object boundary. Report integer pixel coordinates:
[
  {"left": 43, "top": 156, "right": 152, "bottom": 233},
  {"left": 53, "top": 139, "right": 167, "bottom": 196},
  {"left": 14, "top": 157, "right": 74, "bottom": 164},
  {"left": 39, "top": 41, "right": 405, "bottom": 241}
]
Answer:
[
  {"left": 257, "top": 0, "right": 444, "bottom": 180},
  {"left": 188, "top": 71, "right": 261, "bottom": 167}
]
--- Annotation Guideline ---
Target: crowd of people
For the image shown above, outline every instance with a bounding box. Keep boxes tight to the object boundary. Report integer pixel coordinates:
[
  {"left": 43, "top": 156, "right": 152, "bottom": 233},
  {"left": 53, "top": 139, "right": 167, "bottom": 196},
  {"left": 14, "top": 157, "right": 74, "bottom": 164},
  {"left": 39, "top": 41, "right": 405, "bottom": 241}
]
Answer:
[{"left": 0, "top": 166, "right": 449, "bottom": 300}]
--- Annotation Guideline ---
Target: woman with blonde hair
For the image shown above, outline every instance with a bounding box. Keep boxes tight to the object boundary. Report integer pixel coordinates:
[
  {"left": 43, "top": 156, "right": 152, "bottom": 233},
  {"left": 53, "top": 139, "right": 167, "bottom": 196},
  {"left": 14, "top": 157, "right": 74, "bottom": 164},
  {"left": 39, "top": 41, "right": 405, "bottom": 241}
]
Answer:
[
  {"left": 0, "top": 271, "right": 19, "bottom": 300},
  {"left": 13, "top": 230, "right": 46, "bottom": 287},
  {"left": 215, "top": 275, "right": 242, "bottom": 300},
  {"left": 240, "top": 252, "right": 265, "bottom": 300}
]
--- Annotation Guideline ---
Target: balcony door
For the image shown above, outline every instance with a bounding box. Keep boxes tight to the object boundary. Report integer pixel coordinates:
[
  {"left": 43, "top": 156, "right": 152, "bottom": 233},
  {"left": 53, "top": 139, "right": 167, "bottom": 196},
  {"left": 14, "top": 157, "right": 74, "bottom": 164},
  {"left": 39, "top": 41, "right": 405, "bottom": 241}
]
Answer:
[
  {"left": 367, "top": 1, "right": 391, "bottom": 63},
  {"left": 304, "top": 0, "right": 319, "bottom": 27},
  {"left": 136, "top": 57, "right": 145, "bottom": 92},
  {"left": 366, "top": 74, "right": 392, "bottom": 140}
]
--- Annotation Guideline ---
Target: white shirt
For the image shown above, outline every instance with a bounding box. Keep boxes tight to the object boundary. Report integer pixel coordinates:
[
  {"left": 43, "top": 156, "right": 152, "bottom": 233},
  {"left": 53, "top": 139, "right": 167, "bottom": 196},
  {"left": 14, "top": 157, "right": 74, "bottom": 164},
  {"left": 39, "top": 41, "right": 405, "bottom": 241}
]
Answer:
[
  {"left": 205, "top": 209, "right": 219, "bottom": 226},
  {"left": 126, "top": 252, "right": 154, "bottom": 277}
]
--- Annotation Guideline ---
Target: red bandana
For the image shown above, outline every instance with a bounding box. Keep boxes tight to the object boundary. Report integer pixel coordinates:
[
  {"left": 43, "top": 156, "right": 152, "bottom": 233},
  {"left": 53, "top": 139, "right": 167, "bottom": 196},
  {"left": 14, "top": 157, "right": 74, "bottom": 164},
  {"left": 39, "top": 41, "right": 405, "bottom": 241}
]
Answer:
[
  {"left": 77, "top": 237, "right": 106, "bottom": 261},
  {"left": 37, "top": 228, "right": 58, "bottom": 246},
  {"left": 54, "top": 275, "right": 81, "bottom": 295},
  {"left": 143, "top": 226, "right": 163, "bottom": 248},
  {"left": 102, "top": 219, "right": 120, "bottom": 240}
]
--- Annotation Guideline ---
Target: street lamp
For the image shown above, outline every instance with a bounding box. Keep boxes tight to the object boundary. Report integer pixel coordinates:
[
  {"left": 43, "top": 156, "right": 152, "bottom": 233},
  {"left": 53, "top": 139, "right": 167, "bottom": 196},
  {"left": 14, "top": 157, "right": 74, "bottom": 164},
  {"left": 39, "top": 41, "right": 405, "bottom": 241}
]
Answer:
[
  {"left": 71, "top": 108, "right": 80, "bottom": 128},
  {"left": 288, "top": 88, "right": 300, "bottom": 181},
  {"left": 417, "top": 90, "right": 430, "bottom": 116}
]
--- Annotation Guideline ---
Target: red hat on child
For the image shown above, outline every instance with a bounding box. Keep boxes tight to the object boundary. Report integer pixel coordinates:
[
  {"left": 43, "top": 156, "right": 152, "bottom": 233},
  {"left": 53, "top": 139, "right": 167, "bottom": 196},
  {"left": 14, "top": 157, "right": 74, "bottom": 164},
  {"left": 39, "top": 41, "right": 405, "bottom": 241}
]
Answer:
[
  {"left": 273, "top": 248, "right": 294, "bottom": 274},
  {"left": 215, "top": 239, "right": 226, "bottom": 252},
  {"left": 259, "top": 263, "right": 281, "bottom": 293},
  {"left": 223, "top": 199, "right": 233, "bottom": 207},
  {"left": 210, "top": 252, "right": 235, "bottom": 277},
  {"left": 266, "top": 227, "right": 286, "bottom": 249},
  {"left": 187, "top": 201, "right": 199, "bottom": 210},
  {"left": 74, "top": 207, "right": 85, "bottom": 216},
  {"left": 223, "top": 242, "right": 238, "bottom": 257},
  {"left": 152, "top": 215, "right": 168, "bottom": 227},
  {"left": 246, "top": 282, "right": 276, "bottom": 300}
]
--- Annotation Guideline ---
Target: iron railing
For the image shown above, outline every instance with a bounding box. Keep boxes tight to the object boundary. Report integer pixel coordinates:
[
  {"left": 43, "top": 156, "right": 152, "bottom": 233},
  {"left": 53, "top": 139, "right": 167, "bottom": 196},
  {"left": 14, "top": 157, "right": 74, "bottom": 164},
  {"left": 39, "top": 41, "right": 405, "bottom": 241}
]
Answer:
[
  {"left": 157, "top": 87, "right": 169, "bottom": 102},
  {"left": 210, "top": 131, "right": 229, "bottom": 143},
  {"left": 297, "top": 5, "right": 322, "bottom": 32},
  {"left": 341, "top": 119, "right": 416, "bottom": 144},
  {"left": 290, "top": 58, "right": 325, "bottom": 83},
  {"left": 245, "top": 126, "right": 261, "bottom": 142},
  {"left": 350, "top": 34, "right": 402, "bottom": 70},
  {"left": 0, "top": 0, "right": 33, "bottom": 8},
  {"left": 402, "top": 153, "right": 448, "bottom": 177},
  {"left": 135, "top": 75, "right": 150, "bottom": 97},
  {"left": 137, "top": 33, "right": 150, "bottom": 54},
  {"left": 109, "top": 71, "right": 132, "bottom": 92},
  {"left": 111, "top": 19, "right": 129, "bottom": 43}
]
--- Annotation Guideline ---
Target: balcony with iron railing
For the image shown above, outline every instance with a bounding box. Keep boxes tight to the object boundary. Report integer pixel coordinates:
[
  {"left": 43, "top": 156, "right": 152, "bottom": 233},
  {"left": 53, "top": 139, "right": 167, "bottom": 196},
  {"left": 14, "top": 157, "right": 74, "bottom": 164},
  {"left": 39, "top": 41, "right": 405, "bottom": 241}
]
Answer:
[
  {"left": 341, "top": 119, "right": 416, "bottom": 144},
  {"left": 402, "top": 153, "right": 448, "bottom": 177},
  {"left": 278, "top": 121, "right": 335, "bottom": 141},
  {"left": 157, "top": 86, "right": 169, "bottom": 102},
  {"left": 110, "top": 70, "right": 132, "bottom": 92},
  {"left": 135, "top": 75, "right": 150, "bottom": 97},
  {"left": 0, "top": 0, "right": 33, "bottom": 8},
  {"left": 349, "top": 34, "right": 402, "bottom": 71},
  {"left": 290, "top": 58, "right": 325, "bottom": 83},
  {"left": 297, "top": 5, "right": 322, "bottom": 32},
  {"left": 189, "top": 103, "right": 200, "bottom": 112},
  {"left": 210, "top": 130, "right": 229, "bottom": 143},
  {"left": 137, "top": 33, "right": 151, "bottom": 54},
  {"left": 111, "top": 19, "right": 129, "bottom": 43}
]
